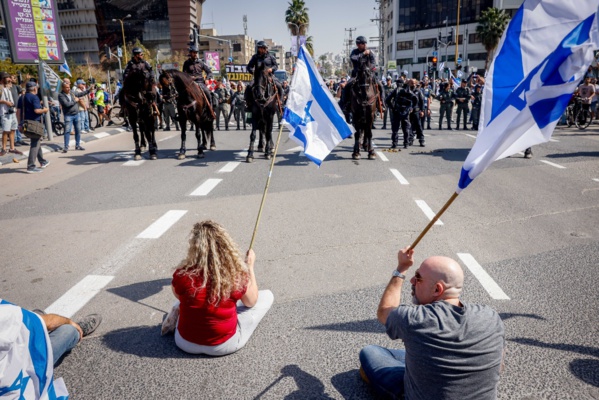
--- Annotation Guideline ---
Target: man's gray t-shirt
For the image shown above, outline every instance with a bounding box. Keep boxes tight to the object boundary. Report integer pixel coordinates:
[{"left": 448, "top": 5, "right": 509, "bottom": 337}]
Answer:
[{"left": 386, "top": 301, "right": 504, "bottom": 400}]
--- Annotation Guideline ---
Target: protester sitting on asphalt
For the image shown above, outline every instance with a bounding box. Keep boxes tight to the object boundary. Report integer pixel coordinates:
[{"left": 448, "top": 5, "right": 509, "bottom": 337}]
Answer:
[
  {"left": 0, "top": 299, "right": 101, "bottom": 397},
  {"left": 16, "top": 81, "right": 50, "bottom": 174},
  {"left": 359, "top": 246, "right": 505, "bottom": 399},
  {"left": 0, "top": 72, "right": 23, "bottom": 157},
  {"left": 165, "top": 220, "right": 273, "bottom": 356}
]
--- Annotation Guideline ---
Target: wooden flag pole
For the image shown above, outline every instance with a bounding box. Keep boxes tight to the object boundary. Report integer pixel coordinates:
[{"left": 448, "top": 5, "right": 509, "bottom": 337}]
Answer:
[
  {"left": 410, "top": 191, "right": 460, "bottom": 250},
  {"left": 249, "top": 123, "right": 285, "bottom": 250}
]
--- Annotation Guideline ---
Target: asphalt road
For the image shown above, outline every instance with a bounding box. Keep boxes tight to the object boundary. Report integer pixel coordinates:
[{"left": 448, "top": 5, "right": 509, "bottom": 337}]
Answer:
[{"left": 1, "top": 115, "right": 598, "bottom": 400}]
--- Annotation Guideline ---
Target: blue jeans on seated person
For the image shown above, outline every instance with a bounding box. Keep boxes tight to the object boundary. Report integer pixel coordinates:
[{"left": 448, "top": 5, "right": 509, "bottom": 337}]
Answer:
[
  {"left": 359, "top": 345, "right": 406, "bottom": 399},
  {"left": 63, "top": 113, "right": 81, "bottom": 149},
  {"left": 49, "top": 323, "right": 80, "bottom": 366}
]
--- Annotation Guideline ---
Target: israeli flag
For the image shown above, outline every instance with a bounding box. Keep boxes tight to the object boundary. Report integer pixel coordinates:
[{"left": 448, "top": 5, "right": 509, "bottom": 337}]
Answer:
[
  {"left": 59, "top": 60, "right": 72, "bottom": 77},
  {"left": 282, "top": 45, "right": 354, "bottom": 166},
  {"left": 458, "top": 0, "right": 599, "bottom": 193},
  {"left": 0, "top": 299, "right": 69, "bottom": 399}
]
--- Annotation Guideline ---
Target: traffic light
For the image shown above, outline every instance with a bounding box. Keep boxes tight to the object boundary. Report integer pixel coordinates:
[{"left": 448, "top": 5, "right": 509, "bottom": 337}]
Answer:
[
  {"left": 188, "top": 27, "right": 198, "bottom": 47},
  {"left": 432, "top": 57, "right": 437, "bottom": 69},
  {"left": 105, "top": 45, "right": 111, "bottom": 59},
  {"left": 438, "top": 31, "right": 442, "bottom": 43},
  {"left": 448, "top": 28, "right": 454, "bottom": 44}
]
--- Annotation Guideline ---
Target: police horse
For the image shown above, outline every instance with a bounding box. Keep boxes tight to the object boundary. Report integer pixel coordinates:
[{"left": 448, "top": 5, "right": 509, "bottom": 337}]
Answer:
[
  {"left": 245, "top": 64, "right": 281, "bottom": 163},
  {"left": 159, "top": 69, "right": 215, "bottom": 159},
  {"left": 122, "top": 69, "right": 158, "bottom": 160},
  {"left": 349, "top": 58, "right": 380, "bottom": 160}
]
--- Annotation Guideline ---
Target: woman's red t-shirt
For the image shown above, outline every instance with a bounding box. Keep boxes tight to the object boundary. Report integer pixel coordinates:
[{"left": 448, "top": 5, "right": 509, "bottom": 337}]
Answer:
[{"left": 172, "top": 269, "right": 246, "bottom": 346}]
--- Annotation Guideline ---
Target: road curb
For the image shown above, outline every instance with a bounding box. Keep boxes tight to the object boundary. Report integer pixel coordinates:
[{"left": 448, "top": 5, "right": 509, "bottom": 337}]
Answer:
[{"left": 0, "top": 126, "right": 128, "bottom": 165}]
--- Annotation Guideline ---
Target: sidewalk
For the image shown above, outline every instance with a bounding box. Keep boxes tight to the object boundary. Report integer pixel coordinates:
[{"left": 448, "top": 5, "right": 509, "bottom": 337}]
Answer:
[{"left": 0, "top": 124, "right": 128, "bottom": 167}]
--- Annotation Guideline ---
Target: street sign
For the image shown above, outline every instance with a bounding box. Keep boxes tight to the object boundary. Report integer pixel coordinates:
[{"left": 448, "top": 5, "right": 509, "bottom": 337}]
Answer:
[
  {"left": 117, "top": 47, "right": 122, "bottom": 58},
  {"left": 457, "top": 57, "right": 462, "bottom": 64},
  {"left": 432, "top": 51, "right": 438, "bottom": 56}
]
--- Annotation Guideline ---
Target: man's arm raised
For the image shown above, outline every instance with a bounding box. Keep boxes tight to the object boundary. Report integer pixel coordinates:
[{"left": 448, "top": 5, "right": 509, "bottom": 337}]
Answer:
[{"left": 377, "top": 246, "right": 414, "bottom": 325}]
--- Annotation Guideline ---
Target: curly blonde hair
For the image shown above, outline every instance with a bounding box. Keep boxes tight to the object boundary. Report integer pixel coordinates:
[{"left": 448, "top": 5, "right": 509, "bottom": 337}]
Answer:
[{"left": 176, "top": 221, "right": 249, "bottom": 305}]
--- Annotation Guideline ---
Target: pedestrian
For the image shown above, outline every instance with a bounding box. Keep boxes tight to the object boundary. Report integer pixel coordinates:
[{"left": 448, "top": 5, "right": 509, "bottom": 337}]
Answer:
[
  {"left": 455, "top": 80, "right": 471, "bottom": 130},
  {"left": 73, "top": 79, "right": 91, "bottom": 133},
  {"left": 16, "top": 81, "right": 50, "bottom": 173},
  {"left": 438, "top": 83, "right": 455, "bottom": 130},
  {"left": 0, "top": 72, "right": 23, "bottom": 157},
  {"left": 591, "top": 78, "right": 598, "bottom": 120},
  {"left": 214, "top": 81, "right": 231, "bottom": 130},
  {"left": 386, "top": 78, "right": 416, "bottom": 149},
  {"left": 420, "top": 79, "right": 432, "bottom": 130},
  {"left": 0, "top": 299, "right": 101, "bottom": 397},
  {"left": 165, "top": 220, "right": 274, "bottom": 356},
  {"left": 408, "top": 79, "right": 425, "bottom": 147},
  {"left": 359, "top": 246, "right": 505, "bottom": 399},
  {"left": 58, "top": 81, "right": 88, "bottom": 153},
  {"left": 230, "top": 82, "right": 247, "bottom": 130}
]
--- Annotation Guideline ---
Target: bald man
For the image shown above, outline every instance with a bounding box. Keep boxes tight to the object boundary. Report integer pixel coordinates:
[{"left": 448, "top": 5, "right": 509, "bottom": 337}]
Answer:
[{"left": 359, "top": 247, "right": 505, "bottom": 400}]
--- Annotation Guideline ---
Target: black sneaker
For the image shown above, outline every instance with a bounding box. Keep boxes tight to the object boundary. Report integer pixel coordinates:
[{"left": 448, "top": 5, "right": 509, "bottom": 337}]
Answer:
[
  {"left": 77, "top": 314, "right": 102, "bottom": 337},
  {"left": 75, "top": 145, "right": 85, "bottom": 151},
  {"left": 62, "top": 148, "right": 68, "bottom": 153}
]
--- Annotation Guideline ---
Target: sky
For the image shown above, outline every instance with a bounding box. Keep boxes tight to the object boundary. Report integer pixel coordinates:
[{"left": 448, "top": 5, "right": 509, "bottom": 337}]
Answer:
[{"left": 201, "top": 0, "right": 380, "bottom": 57}]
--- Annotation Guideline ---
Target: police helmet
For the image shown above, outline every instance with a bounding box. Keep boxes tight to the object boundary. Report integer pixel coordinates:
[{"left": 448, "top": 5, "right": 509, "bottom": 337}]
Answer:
[
  {"left": 189, "top": 45, "right": 199, "bottom": 52},
  {"left": 257, "top": 41, "right": 268, "bottom": 49},
  {"left": 355, "top": 36, "right": 367, "bottom": 45},
  {"left": 132, "top": 47, "right": 143, "bottom": 55}
]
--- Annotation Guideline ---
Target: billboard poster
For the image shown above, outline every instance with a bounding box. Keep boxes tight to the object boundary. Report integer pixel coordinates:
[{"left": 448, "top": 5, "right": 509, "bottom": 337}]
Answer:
[
  {"left": 225, "top": 64, "right": 252, "bottom": 82},
  {"left": 290, "top": 36, "right": 306, "bottom": 57},
  {"left": 204, "top": 51, "right": 220, "bottom": 74},
  {"left": 1, "top": 0, "right": 65, "bottom": 64}
]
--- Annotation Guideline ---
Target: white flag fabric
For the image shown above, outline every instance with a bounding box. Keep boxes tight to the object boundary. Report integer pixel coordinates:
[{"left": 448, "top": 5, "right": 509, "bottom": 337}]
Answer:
[
  {"left": 458, "top": 0, "right": 599, "bottom": 192},
  {"left": 59, "top": 61, "right": 72, "bottom": 77},
  {"left": 0, "top": 299, "right": 69, "bottom": 399},
  {"left": 282, "top": 45, "right": 354, "bottom": 166},
  {"left": 449, "top": 70, "right": 460, "bottom": 90}
]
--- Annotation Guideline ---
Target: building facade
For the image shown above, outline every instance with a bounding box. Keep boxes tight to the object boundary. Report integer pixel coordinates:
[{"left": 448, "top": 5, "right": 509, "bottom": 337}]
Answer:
[
  {"left": 57, "top": 0, "right": 100, "bottom": 64},
  {"left": 381, "top": 0, "right": 524, "bottom": 79}
]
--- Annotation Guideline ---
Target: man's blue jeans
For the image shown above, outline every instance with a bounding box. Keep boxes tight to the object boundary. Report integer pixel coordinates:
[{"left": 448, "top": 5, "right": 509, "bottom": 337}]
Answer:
[
  {"left": 359, "top": 345, "right": 406, "bottom": 399},
  {"left": 63, "top": 113, "right": 81, "bottom": 149},
  {"left": 49, "top": 324, "right": 79, "bottom": 366},
  {"left": 79, "top": 110, "right": 89, "bottom": 131}
]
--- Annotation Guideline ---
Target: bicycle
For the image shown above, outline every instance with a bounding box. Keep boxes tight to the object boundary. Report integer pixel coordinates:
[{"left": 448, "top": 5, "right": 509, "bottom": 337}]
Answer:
[
  {"left": 48, "top": 106, "right": 65, "bottom": 136},
  {"left": 575, "top": 103, "right": 593, "bottom": 130}
]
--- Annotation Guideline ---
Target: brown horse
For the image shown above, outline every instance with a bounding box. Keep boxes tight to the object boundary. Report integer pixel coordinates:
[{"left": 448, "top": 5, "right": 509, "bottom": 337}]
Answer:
[
  {"left": 159, "top": 69, "right": 214, "bottom": 159},
  {"left": 122, "top": 69, "right": 157, "bottom": 160},
  {"left": 349, "top": 59, "right": 379, "bottom": 160}
]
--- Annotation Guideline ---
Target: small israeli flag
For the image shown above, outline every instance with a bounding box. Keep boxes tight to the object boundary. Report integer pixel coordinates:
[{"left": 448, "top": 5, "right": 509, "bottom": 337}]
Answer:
[{"left": 59, "top": 60, "right": 72, "bottom": 77}]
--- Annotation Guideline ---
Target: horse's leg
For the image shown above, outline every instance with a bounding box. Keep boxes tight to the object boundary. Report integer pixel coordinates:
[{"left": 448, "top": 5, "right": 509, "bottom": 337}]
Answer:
[
  {"left": 264, "top": 113, "right": 274, "bottom": 159},
  {"left": 257, "top": 116, "right": 264, "bottom": 152},
  {"left": 139, "top": 119, "right": 147, "bottom": 151},
  {"left": 247, "top": 120, "right": 257, "bottom": 163},
  {"left": 195, "top": 122, "right": 204, "bottom": 159},
  {"left": 367, "top": 113, "right": 376, "bottom": 160},
  {"left": 131, "top": 117, "right": 142, "bottom": 161},
  {"left": 178, "top": 115, "right": 187, "bottom": 160},
  {"left": 209, "top": 123, "right": 216, "bottom": 151},
  {"left": 149, "top": 116, "right": 158, "bottom": 160},
  {"left": 352, "top": 124, "right": 361, "bottom": 160}
]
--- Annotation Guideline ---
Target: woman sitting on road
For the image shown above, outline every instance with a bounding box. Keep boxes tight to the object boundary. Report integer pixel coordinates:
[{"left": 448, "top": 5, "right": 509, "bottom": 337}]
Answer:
[{"left": 168, "top": 220, "right": 274, "bottom": 356}]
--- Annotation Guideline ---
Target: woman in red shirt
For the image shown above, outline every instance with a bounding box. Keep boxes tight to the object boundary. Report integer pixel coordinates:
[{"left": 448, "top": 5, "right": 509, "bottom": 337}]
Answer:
[{"left": 170, "top": 221, "right": 274, "bottom": 356}]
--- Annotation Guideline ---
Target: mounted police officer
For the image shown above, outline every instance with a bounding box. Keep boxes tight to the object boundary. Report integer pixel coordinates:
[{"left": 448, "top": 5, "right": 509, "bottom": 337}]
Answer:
[
  {"left": 340, "top": 36, "right": 384, "bottom": 114},
  {"left": 455, "top": 79, "right": 471, "bottom": 130},
  {"left": 438, "top": 82, "right": 455, "bottom": 130},
  {"left": 119, "top": 47, "right": 156, "bottom": 117},
  {"left": 386, "top": 78, "right": 417, "bottom": 149},
  {"left": 246, "top": 41, "right": 283, "bottom": 109},
  {"left": 182, "top": 45, "right": 216, "bottom": 111}
]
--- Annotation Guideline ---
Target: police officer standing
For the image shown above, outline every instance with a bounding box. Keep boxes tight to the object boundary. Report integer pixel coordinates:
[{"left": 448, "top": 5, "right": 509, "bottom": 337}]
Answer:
[
  {"left": 182, "top": 45, "right": 215, "bottom": 110},
  {"left": 455, "top": 79, "right": 471, "bottom": 130},
  {"left": 247, "top": 41, "right": 283, "bottom": 106},
  {"left": 386, "top": 79, "right": 417, "bottom": 149},
  {"left": 438, "top": 83, "right": 455, "bottom": 130},
  {"left": 471, "top": 84, "right": 482, "bottom": 131},
  {"left": 408, "top": 79, "right": 425, "bottom": 147}
]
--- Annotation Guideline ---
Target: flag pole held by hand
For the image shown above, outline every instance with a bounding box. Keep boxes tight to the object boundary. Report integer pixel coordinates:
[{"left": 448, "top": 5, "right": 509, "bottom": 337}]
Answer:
[
  {"left": 249, "top": 123, "right": 285, "bottom": 251},
  {"left": 410, "top": 192, "right": 459, "bottom": 250}
]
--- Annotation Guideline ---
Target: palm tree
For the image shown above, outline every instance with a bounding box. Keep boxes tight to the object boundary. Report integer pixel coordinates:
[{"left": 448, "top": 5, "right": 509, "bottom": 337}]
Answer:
[
  {"left": 476, "top": 7, "right": 510, "bottom": 70},
  {"left": 305, "top": 36, "right": 314, "bottom": 57},
  {"left": 285, "top": 0, "right": 309, "bottom": 36}
]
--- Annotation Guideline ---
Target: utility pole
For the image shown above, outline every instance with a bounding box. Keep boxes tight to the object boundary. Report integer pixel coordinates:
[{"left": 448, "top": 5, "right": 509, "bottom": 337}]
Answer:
[
  {"left": 345, "top": 27, "right": 356, "bottom": 74},
  {"left": 371, "top": 0, "right": 385, "bottom": 76},
  {"left": 243, "top": 15, "right": 247, "bottom": 36}
]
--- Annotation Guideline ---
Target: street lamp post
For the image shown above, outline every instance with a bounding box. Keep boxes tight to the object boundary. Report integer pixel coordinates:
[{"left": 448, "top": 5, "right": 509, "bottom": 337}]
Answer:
[{"left": 112, "top": 14, "right": 131, "bottom": 64}]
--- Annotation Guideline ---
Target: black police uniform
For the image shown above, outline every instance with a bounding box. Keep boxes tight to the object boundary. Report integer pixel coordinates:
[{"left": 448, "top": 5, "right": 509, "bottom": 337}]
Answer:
[
  {"left": 471, "top": 86, "right": 482, "bottom": 130},
  {"left": 341, "top": 49, "right": 383, "bottom": 112},
  {"left": 409, "top": 85, "right": 425, "bottom": 146},
  {"left": 120, "top": 57, "right": 155, "bottom": 110},
  {"left": 438, "top": 86, "right": 455, "bottom": 130},
  {"left": 455, "top": 84, "right": 471, "bottom": 129},
  {"left": 161, "top": 82, "right": 179, "bottom": 131},
  {"left": 182, "top": 57, "right": 214, "bottom": 108},
  {"left": 247, "top": 51, "right": 283, "bottom": 104},
  {"left": 387, "top": 83, "right": 417, "bottom": 148}
]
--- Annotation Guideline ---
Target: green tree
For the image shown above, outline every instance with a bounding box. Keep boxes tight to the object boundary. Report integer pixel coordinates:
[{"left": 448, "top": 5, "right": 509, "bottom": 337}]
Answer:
[
  {"left": 476, "top": 7, "right": 510, "bottom": 70},
  {"left": 305, "top": 36, "right": 314, "bottom": 57},
  {"left": 285, "top": 0, "right": 309, "bottom": 36}
]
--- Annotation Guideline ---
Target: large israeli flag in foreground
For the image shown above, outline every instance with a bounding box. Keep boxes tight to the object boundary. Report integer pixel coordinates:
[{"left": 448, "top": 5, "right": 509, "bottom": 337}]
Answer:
[
  {"left": 282, "top": 45, "right": 354, "bottom": 166},
  {"left": 458, "top": 0, "right": 599, "bottom": 192},
  {"left": 0, "top": 299, "right": 69, "bottom": 399}
]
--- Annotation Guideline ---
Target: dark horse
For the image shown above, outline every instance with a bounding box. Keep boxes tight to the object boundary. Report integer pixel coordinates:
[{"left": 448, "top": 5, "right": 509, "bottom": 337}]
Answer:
[
  {"left": 159, "top": 69, "right": 215, "bottom": 159},
  {"left": 122, "top": 69, "right": 157, "bottom": 160},
  {"left": 246, "top": 65, "right": 281, "bottom": 163},
  {"left": 349, "top": 59, "right": 379, "bottom": 160}
]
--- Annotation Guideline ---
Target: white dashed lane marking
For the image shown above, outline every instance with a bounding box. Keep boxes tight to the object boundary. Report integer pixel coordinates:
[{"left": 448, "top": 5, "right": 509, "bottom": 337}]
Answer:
[
  {"left": 376, "top": 151, "right": 389, "bottom": 161},
  {"left": 287, "top": 146, "right": 304, "bottom": 152},
  {"left": 464, "top": 134, "right": 477, "bottom": 139},
  {"left": 94, "top": 132, "right": 110, "bottom": 139},
  {"left": 45, "top": 275, "right": 115, "bottom": 318},
  {"left": 593, "top": 178, "right": 599, "bottom": 182},
  {"left": 136, "top": 210, "right": 188, "bottom": 239},
  {"left": 123, "top": 160, "right": 145, "bottom": 166},
  {"left": 540, "top": 160, "right": 566, "bottom": 169},
  {"left": 415, "top": 200, "right": 443, "bottom": 225},
  {"left": 190, "top": 179, "right": 222, "bottom": 196},
  {"left": 549, "top": 138, "right": 559, "bottom": 142},
  {"left": 457, "top": 253, "right": 510, "bottom": 300},
  {"left": 390, "top": 168, "right": 409, "bottom": 184},
  {"left": 158, "top": 134, "right": 178, "bottom": 142},
  {"left": 218, "top": 162, "right": 240, "bottom": 173}
]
